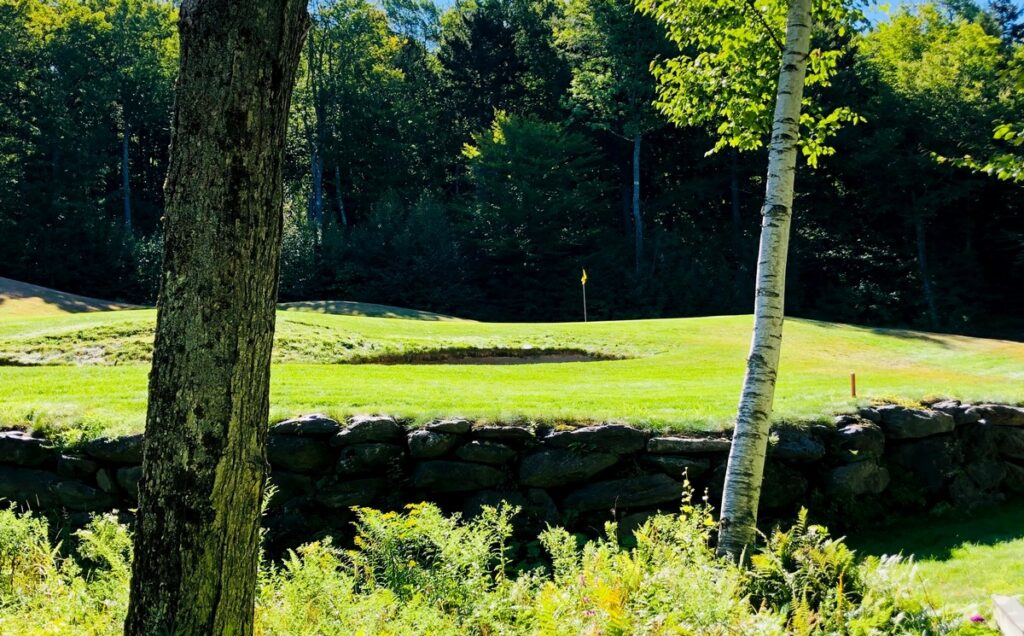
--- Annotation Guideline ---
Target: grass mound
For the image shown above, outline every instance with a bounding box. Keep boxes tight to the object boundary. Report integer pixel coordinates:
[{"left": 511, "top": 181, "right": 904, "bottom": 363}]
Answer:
[
  {"left": 280, "top": 299, "right": 467, "bottom": 321},
  {"left": 0, "top": 277, "right": 139, "bottom": 318}
]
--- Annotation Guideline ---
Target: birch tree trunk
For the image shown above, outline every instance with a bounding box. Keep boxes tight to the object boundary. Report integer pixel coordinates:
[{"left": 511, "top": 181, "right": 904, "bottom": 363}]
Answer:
[
  {"left": 124, "top": 2, "right": 307, "bottom": 635},
  {"left": 122, "top": 122, "right": 132, "bottom": 233},
  {"left": 717, "top": 0, "right": 812, "bottom": 562},
  {"left": 632, "top": 132, "right": 643, "bottom": 273}
]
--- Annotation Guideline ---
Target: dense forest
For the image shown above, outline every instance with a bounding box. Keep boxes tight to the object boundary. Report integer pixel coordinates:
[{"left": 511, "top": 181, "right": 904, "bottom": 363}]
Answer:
[{"left": 1, "top": 0, "right": 1022, "bottom": 334}]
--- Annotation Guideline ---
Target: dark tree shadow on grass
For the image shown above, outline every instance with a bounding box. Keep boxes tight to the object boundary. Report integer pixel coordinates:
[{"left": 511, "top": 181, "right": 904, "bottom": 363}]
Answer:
[{"left": 848, "top": 498, "right": 1024, "bottom": 561}]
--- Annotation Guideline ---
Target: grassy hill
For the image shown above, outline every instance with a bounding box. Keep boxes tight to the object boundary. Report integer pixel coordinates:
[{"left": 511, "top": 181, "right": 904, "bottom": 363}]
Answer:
[
  {"left": 2, "top": 303, "right": 1023, "bottom": 439},
  {"left": 0, "top": 277, "right": 139, "bottom": 317}
]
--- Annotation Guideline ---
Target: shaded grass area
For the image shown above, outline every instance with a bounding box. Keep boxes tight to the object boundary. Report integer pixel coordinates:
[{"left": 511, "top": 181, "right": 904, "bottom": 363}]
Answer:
[
  {"left": 849, "top": 501, "right": 1024, "bottom": 614},
  {"left": 1, "top": 311, "right": 1023, "bottom": 438}
]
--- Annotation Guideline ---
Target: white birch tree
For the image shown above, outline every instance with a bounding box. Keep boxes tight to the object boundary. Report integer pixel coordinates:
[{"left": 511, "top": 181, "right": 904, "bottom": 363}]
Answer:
[{"left": 638, "top": 0, "right": 861, "bottom": 560}]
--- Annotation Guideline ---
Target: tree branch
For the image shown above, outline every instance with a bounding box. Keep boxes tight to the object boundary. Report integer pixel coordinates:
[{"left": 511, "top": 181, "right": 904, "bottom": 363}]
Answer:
[{"left": 741, "top": 0, "right": 785, "bottom": 53}]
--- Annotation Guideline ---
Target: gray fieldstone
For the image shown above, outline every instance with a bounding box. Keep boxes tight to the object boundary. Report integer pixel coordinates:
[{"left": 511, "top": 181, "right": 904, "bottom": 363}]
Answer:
[
  {"left": 412, "top": 460, "right": 505, "bottom": 493},
  {"left": 0, "top": 431, "right": 54, "bottom": 467},
  {"left": 270, "top": 413, "right": 342, "bottom": 437},
  {"left": 83, "top": 434, "right": 144, "bottom": 464},
  {"left": 876, "top": 406, "right": 955, "bottom": 439},
  {"left": 519, "top": 449, "right": 618, "bottom": 488},
  {"left": 267, "top": 435, "right": 334, "bottom": 473},
  {"left": 562, "top": 474, "right": 683, "bottom": 512},
  {"left": 95, "top": 467, "right": 119, "bottom": 494},
  {"left": 965, "top": 459, "right": 1007, "bottom": 491},
  {"left": 472, "top": 425, "right": 535, "bottom": 443},
  {"left": 116, "top": 465, "right": 143, "bottom": 500},
  {"left": 825, "top": 461, "right": 890, "bottom": 496},
  {"left": 336, "top": 443, "right": 404, "bottom": 476},
  {"left": 426, "top": 418, "right": 472, "bottom": 434},
  {"left": 858, "top": 407, "right": 882, "bottom": 423},
  {"left": 932, "top": 400, "right": 982, "bottom": 425},
  {"left": 996, "top": 427, "right": 1024, "bottom": 461},
  {"left": 832, "top": 421, "right": 885, "bottom": 463},
  {"left": 542, "top": 425, "right": 647, "bottom": 454},
  {"left": 267, "top": 470, "right": 315, "bottom": 506},
  {"left": 965, "top": 404, "right": 1024, "bottom": 427},
  {"left": 316, "top": 477, "right": 386, "bottom": 508},
  {"left": 640, "top": 454, "right": 710, "bottom": 479},
  {"left": 456, "top": 441, "right": 517, "bottom": 465},
  {"left": 331, "top": 415, "right": 404, "bottom": 447},
  {"left": 408, "top": 430, "right": 459, "bottom": 458},
  {"left": 56, "top": 454, "right": 99, "bottom": 480},
  {"left": 769, "top": 428, "right": 826, "bottom": 462},
  {"left": 1004, "top": 462, "right": 1024, "bottom": 493},
  {"left": 760, "top": 463, "right": 808, "bottom": 509},
  {"left": 647, "top": 436, "right": 731, "bottom": 454},
  {"left": 0, "top": 466, "right": 60, "bottom": 507},
  {"left": 888, "top": 436, "right": 962, "bottom": 495},
  {"left": 463, "top": 488, "right": 559, "bottom": 528},
  {"left": 53, "top": 480, "right": 116, "bottom": 511}
]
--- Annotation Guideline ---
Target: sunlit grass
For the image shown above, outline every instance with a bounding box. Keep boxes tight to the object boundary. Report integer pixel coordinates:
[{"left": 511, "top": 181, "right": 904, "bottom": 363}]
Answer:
[
  {"left": 1, "top": 308, "right": 1022, "bottom": 438},
  {"left": 850, "top": 501, "right": 1024, "bottom": 617}
]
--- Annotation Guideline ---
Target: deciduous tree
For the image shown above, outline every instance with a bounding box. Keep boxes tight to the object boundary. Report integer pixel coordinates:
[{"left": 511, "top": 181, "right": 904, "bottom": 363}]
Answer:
[{"left": 124, "top": 1, "right": 308, "bottom": 634}]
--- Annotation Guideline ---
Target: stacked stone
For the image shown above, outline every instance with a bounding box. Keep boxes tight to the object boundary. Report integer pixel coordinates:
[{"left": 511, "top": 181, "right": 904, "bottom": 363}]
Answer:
[{"left": 1, "top": 401, "right": 1022, "bottom": 548}]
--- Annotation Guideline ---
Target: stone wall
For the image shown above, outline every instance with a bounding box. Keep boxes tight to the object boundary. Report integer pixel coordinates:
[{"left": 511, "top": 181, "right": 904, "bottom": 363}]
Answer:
[{"left": 1, "top": 400, "right": 1022, "bottom": 551}]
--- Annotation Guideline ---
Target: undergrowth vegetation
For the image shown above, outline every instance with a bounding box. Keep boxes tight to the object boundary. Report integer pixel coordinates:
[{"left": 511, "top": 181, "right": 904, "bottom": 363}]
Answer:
[{"left": 0, "top": 490, "right": 992, "bottom": 635}]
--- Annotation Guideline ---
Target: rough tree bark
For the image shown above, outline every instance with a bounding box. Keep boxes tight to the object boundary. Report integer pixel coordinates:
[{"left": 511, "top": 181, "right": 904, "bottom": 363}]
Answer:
[
  {"left": 124, "top": 2, "right": 308, "bottom": 635},
  {"left": 717, "top": 0, "right": 811, "bottom": 562},
  {"left": 632, "top": 132, "right": 643, "bottom": 273}
]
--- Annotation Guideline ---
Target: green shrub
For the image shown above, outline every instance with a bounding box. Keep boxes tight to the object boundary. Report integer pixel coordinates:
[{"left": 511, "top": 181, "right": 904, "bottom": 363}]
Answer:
[{"left": 0, "top": 502, "right": 989, "bottom": 635}]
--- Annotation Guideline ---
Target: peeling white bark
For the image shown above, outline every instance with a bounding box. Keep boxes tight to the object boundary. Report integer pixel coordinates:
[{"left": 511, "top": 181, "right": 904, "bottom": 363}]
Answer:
[{"left": 717, "top": 0, "right": 812, "bottom": 561}]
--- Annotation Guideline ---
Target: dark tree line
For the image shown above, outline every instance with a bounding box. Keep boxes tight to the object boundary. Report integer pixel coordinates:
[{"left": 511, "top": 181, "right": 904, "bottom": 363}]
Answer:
[{"left": 1, "top": 0, "right": 1023, "bottom": 335}]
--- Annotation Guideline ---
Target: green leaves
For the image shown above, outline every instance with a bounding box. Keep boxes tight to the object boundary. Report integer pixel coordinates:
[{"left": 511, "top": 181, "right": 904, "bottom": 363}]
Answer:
[{"left": 637, "top": 0, "right": 862, "bottom": 165}]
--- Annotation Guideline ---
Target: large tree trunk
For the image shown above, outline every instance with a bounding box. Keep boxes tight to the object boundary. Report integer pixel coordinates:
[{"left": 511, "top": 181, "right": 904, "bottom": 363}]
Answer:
[
  {"left": 122, "top": 122, "right": 132, "bottom": 233},
  {"left": 124, "top": 2, "right": 308, "bottom": 635},
  {"left": 632, "top": 132, "right": 643, "bottom": 273},
  {"left": 717, "top": 0, "right": 811, "bottom": 562}
]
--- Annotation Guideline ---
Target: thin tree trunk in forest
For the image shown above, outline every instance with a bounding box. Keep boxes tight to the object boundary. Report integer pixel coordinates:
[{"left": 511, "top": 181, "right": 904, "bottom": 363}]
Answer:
[
  {"left": 717, "top": 0, "right": 812, "bottom": 562},
  {"left": 632, "top": 132, "right": 643, "bottom": 274},
  {"left": 122, "top": 122, "right": 132, "bottom": 233},
  {"left": 124, "top": 2, "right": 308, "bottom": 635},
  {"left": 305, "top": 24, "right": 325, "bottom": 227},
  {"left": 730, "top": 147, "right": 742, "bottom": 257},
  {"left": 310, "top": 147, "right": 324, "bottom": 225},
  {"left": 334, "top": 165, "right": 348, "bottom": 227},
  {"left": 913, "top": 209, "right": 939, "bottom": 329}
]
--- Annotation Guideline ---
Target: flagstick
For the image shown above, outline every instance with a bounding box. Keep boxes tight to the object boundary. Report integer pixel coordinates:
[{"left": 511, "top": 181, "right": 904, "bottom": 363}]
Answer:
[{"left": 582, "top": 282, "right": 587, "bottom": 323}]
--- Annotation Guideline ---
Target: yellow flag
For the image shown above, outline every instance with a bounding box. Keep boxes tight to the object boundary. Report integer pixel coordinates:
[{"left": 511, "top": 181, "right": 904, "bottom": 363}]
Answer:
[{"left": 581, "top": 269, "right": 588, "bottom": 285}]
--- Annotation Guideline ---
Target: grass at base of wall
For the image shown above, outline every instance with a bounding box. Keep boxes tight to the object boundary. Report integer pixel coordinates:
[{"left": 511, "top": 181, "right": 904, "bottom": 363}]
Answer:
[
  {"left": 1, "top": 312, "right": 1023, "bottom": 439},
  {"left": 849, "top": 500, "right": 1024, "bottom": 616}
]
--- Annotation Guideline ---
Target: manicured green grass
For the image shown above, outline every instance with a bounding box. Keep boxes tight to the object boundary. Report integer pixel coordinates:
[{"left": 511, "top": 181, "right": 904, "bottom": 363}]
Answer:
[
  {"left": 1, "top": 307, "right": 1023, "bottom": 438},
  {"left": 850, "top": 501, "right": 1024, "bottom": 616}
]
